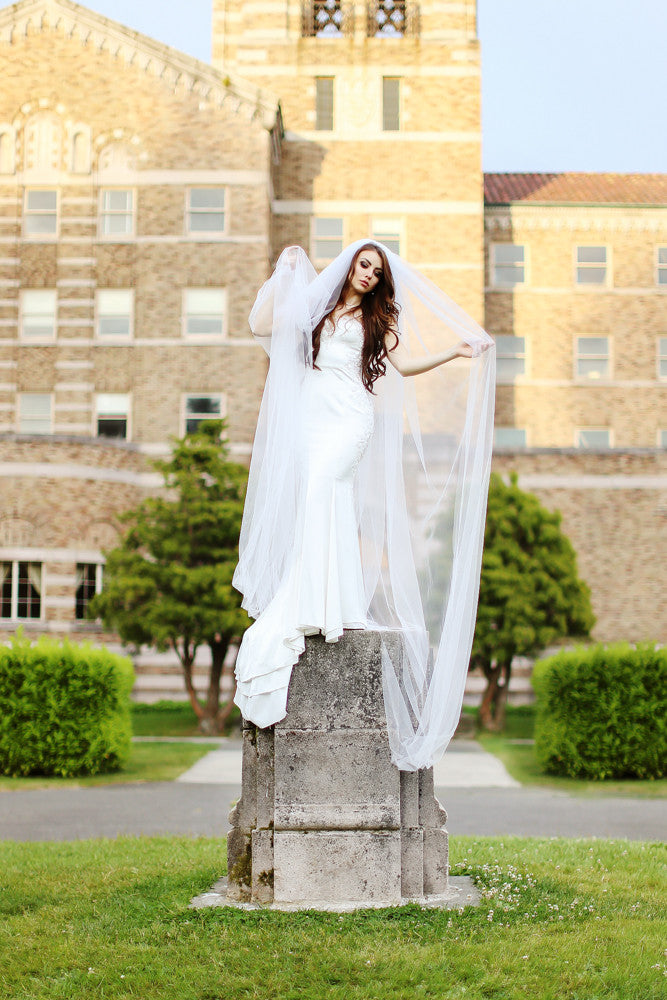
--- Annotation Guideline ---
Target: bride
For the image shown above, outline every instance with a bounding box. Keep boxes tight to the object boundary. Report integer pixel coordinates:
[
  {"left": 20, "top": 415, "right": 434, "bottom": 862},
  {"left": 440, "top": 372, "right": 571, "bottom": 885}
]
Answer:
[{"left": 232, "top": 240, "right": 495, "bottom": 771}]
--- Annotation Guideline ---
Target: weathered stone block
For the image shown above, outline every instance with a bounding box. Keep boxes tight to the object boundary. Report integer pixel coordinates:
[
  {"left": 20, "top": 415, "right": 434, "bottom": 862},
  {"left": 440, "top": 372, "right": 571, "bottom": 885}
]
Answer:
[
  {"left": 251, "top": 829, "right": 274, "bottom": 904},
  {"left": 273, "top": 830, "right": 402, "bottom": 905},
  {"left": 277, "top": 631, "right": 393, "bottom": 731},
  {"left": 226, "top": 631, "right": 451, "bottom": 908},
  {"left": 400, "top": 828, "right": 424, "bottom": 899},
  {"left": 255, "top": 727, "right": 274, "bottom": 830},
  {"left": 423, "top": 828, "right": 449, "bottom": 896},
  {"left": 274, "top": 729, "right": 400, "bottom": 830}
]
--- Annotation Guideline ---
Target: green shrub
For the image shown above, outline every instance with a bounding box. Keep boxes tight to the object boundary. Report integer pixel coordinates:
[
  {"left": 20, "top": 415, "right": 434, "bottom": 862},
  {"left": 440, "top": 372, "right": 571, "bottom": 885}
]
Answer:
[
  {"left": 532, "top": 644, "right": 667, "bottom": 780},
  {"left": 0, "top": 633, "right": 134, "bottom": 777}
]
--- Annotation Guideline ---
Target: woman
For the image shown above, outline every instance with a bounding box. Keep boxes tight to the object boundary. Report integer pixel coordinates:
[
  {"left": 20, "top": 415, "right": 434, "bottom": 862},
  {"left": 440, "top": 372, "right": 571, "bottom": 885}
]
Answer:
[{"left": 233, "top": 240, "right": 495, "bottom": 770}]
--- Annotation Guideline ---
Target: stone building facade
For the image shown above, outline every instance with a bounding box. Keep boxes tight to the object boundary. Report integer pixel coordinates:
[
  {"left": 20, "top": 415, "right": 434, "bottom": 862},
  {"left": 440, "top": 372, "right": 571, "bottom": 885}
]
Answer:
[
  {"left": 0, "top": 0, "right": 665, "bottom": 649},
  {"left": 485, "top": 173, "right": 667, "bottom": 450},
  {"left": 0, "top": 0, "right": 277, "bottom": 638}
]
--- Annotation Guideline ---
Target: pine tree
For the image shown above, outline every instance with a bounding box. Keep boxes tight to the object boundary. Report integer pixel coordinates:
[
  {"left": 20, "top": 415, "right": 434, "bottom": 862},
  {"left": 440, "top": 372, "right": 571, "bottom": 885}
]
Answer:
[
  {"left": 91, "top": 421, "right": 249, "bottom": 733},
  {"left": 471, "top": 472, "right": 595, "bottom": 730}
]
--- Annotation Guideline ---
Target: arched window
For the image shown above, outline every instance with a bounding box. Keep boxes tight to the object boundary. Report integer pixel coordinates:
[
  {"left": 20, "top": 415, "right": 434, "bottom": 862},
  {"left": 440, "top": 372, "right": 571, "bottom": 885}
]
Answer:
[
  {"left": 71, "top": 126, "right": 91, "bottom": 174},
  {"left": 98, "top": 141, "right": 135, "bottom": 177},
  {"left": 24, "top": 113, "right": 62, "bottom": 173}
]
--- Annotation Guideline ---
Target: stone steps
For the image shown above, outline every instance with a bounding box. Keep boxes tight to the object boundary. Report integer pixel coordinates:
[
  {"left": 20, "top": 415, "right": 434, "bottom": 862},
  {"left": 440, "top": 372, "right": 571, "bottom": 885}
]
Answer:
[{"left": 127, "top": 648, "right": 540, "bottom": 705}]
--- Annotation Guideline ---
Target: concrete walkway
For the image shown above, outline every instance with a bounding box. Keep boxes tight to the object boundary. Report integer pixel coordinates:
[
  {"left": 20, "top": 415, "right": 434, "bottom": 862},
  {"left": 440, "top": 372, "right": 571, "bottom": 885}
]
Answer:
[
  {"left": 176, "top": 739, "right": 520, "bottom": 788},
  {"left": 2, "top": 781, "right": 665, "bottom": 843},
  {"left": 2, "top": 734, "right": 665, "bottom": 842}
]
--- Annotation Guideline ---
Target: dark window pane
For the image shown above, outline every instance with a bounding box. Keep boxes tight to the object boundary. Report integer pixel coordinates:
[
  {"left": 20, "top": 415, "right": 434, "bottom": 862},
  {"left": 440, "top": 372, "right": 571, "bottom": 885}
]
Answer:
[
  {"left": 1, "top": 563, "right": 11, "bottom": 618},
  {"left": 97, "top": 417, "right": 127, "bottom": 439},
  {"left": 186, "top": 396, "right": 221, "bottom": 416},
  {"left": 17, "top": 562, "right": 40, "bottom": 619},
  {"left": 76, "top": 563, "right": 98, "bottom": 620}
]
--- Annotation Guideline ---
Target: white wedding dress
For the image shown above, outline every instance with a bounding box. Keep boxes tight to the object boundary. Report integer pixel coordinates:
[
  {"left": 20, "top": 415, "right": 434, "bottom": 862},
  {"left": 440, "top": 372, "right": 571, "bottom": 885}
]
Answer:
[{"left": 234, "top": 313, "right": 375, "bottom": 727}]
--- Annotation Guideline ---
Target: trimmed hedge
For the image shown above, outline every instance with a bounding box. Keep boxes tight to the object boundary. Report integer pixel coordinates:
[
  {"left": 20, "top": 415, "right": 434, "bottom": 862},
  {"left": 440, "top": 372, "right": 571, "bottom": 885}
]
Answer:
[
  {"left": 532, "top": 644, "right": 667, "bottom": 780},
  {"left": 0, "top": 634, "right": 134, "bottom": 777}
]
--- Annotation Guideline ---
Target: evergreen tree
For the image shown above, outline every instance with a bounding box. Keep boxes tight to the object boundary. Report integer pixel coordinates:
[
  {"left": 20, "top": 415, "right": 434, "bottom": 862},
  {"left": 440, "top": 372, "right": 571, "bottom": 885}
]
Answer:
[
  {"left": 91, "top": 421, "right": 249, "bottom": 733},
  {"left": 471, "top": 472, "right": 595, "bottom": 730}
]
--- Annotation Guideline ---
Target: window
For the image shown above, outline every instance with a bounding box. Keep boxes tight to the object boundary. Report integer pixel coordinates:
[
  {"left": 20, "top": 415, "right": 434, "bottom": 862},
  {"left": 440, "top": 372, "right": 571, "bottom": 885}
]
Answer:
[
  {"left": 24, "top": 190, "right": 58, "bottom": 237},
  {"left": 494, "top": 427, "right": 527, "bottom": 448},
  {"left": 658, "top": 337, "right": 667, "bottom": 379},
  {"left": 96, "top": 394, "right": 129, "bottom": 439},
  {"left": 187, "top": 189, "right": 225, "bottom": 234},
  {"left": 75, "top": 563, "right": 103, "bottom": 620},
  {"left": 576, "top": 336, "right": 610, "bottom": 380},
  {"left": 312, "top": 217, "right": 343, "bottom": 260},
  {"left": 100, "top": 190, "right": 133, "bottom": 236},
  {"left": 371, "top": 0, "right": 409, "bottom": 36},
  {"left": 184, "top": 394, "right": 223, "bottom": 434},
  {"left": 0, "top": 561, "right": 42, "bottom": 620},
  {"left": 657, "top": 247, "right": 667, "bottom": 287},
  {"left": 576, "top": 246, "right": 608, "bottom": 285},
  {"left": 183, "top": 289, "right": 227, "bottom": 339},
  {"left": 19, "top": 393, "right": 52, "bottom": 434},
  {"left": 382, "top": 78, "right": 400, "bottom": 131},
  {"left": 24, "top": 114, "right": 61, "bottom": 172},
  {"left": 71, "top": 129, "right": 91, "bottom": 174},
  {"left": 20, "top": 290, "right": 57, "bottom": 340},
  {"left": 576, "top": 428, "right": 611, "bottom": 449},
  {"left": 491, "top": 245, "right": 526, "bottom": 286},
  {"left": 659, "top": 430, "right": 667, "bottom": 448},
  {"left": 96, "top": 289, "right": 133, "bottom": 339},
  {"left": 315, "top": 77, "right": 334, "bottom": 131},
  {"left": 495, "top": 335, "right": 526, "bottom": 381},
  {"left": 371, "top": 220, "right": 401, "bottom": 254},
  {"left": 303, "top": 0, "right": 344, "bottom": 36}
]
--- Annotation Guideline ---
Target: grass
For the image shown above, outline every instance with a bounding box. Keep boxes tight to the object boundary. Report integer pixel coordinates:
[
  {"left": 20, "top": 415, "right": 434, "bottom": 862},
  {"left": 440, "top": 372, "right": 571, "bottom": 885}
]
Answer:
[
  {"left": 131, "top": 699, "right": 241, "bottom": 738},
  {"left": 0, "top": 742, "right": 217, "bottom": 791},
  {"left": 477, "top": 706, "right": 667, "bottom": 799},
  {"left": 0, "top": 835, "right": 665, "bottom": 999}
]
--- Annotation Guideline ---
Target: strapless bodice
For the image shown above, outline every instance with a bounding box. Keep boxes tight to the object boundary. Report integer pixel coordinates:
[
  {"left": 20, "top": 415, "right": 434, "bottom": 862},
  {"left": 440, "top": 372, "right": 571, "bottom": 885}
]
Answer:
[{"left": 315, "top": 314, "right": 365, "bottom": 382}]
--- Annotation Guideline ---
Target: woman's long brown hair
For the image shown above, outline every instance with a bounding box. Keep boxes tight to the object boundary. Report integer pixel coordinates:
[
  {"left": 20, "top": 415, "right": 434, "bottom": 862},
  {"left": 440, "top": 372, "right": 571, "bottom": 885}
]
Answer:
[{"left": 312, "top": 243, "right": 400, "bottom": 393}]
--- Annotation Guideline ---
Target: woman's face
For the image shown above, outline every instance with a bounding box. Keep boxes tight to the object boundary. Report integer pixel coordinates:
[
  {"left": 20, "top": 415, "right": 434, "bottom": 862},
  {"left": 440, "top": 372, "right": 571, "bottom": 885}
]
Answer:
[{"left": 348, "top": 249, "right": 383, "bottom": 297}]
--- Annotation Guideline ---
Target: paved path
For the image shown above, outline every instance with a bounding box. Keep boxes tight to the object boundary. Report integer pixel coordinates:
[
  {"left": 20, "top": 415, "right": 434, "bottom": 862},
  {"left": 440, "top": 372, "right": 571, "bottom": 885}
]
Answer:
[
  {"left": 1, "top": 735, "right": 665, "bottom": 842},
  {"left": 2, "top": 782, "right": 665, "bottom": 843},
  {"left": 176, "top": 739, "right": 520, "bottom": 788}
]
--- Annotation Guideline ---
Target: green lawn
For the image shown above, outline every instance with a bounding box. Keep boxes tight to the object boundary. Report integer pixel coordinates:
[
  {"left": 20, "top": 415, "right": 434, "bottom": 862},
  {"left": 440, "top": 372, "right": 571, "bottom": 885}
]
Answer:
[
  {"left": 0, "top": 835, "right": 665, "bottom": 1000},
  {"left": 131, "top": 699, "right": 241, "bottom": 738},
  {"left": 0, "top": 741, "right": 217, "bottom": 791}
]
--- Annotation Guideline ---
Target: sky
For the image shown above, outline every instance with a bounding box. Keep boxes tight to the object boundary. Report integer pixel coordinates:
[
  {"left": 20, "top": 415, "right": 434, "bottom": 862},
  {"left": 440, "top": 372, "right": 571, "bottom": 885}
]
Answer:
[{"left": 66, "top": 0, "right": 665, "bottom": 173}]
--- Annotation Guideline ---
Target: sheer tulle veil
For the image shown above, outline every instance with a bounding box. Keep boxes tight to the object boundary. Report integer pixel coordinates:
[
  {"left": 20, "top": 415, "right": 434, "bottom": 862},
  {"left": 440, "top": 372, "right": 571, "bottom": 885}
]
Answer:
[{"left": 233, "top": 240, "right": 496, "bottom": 770}]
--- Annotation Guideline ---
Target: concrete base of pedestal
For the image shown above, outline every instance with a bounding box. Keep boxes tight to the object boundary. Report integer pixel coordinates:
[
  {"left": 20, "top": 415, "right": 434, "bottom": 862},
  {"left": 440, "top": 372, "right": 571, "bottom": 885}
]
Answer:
[
  {"left": 190, "top": 875, "right": 481, "bottom": 912},
  {"left": 214, "top": 632, "right": 474, "bottom": 911}
]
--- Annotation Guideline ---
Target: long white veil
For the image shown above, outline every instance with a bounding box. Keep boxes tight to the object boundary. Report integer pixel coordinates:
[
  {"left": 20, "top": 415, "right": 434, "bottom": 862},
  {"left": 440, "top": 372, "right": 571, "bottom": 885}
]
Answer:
[{"left": 233, "top": 240, "right": 495, "bottom": 770}]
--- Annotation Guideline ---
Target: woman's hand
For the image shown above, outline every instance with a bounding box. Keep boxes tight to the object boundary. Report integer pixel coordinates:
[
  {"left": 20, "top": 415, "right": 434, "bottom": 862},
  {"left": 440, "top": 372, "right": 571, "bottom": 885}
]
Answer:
[{"left": 457, "top": 340, "right": 493, "bottom": 359}]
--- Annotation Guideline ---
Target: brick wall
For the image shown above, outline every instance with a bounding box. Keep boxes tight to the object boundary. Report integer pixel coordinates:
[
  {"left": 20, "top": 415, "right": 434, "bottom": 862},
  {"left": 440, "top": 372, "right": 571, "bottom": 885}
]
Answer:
[
  {"left": 486, "top": 205, "right": 667, "bottom": 447},
  {"left": 493, "top": 449, "right": 667, "bottom": 643}
]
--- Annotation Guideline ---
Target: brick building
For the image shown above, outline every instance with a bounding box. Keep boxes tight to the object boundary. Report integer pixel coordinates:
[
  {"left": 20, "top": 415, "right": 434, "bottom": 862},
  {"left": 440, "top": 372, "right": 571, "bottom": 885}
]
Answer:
[{"left": 0, "top": 0, "right": 665, "bottom": 652}]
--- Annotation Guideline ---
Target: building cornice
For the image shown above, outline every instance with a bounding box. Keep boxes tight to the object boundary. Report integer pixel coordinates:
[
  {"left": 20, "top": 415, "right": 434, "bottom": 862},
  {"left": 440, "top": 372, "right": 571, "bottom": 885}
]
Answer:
[
  {"left": 0, "top": 0, "right": 279, "bottom": 128},
  {"left": 485, "top": 204, "right": 667, "bottom": 233}
]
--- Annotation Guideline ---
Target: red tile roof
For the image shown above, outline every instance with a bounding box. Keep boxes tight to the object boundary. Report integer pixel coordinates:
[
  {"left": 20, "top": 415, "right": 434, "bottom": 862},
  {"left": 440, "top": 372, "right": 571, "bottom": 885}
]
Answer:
[{"left": 484, "top": 173, "right": 667, "bottom": 206}]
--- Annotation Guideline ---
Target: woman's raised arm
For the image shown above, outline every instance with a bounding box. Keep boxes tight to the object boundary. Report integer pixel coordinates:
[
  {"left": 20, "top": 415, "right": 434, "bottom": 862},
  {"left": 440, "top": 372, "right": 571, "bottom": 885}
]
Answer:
[{"left": 386, "top": 331, "right": 484, "bottom": 377}]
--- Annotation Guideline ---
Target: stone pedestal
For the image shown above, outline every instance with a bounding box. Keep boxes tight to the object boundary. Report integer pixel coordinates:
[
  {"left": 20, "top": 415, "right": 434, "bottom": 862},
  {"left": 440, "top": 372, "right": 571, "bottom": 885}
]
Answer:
[{"left": 225, "top": 631, "right": 455, "bottom": 909}]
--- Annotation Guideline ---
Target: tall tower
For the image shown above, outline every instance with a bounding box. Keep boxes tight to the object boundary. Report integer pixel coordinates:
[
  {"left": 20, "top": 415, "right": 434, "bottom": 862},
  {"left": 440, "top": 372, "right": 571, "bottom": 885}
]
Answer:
[{"left": 212, "top": 0, "right": 483, "bottom": 322}]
